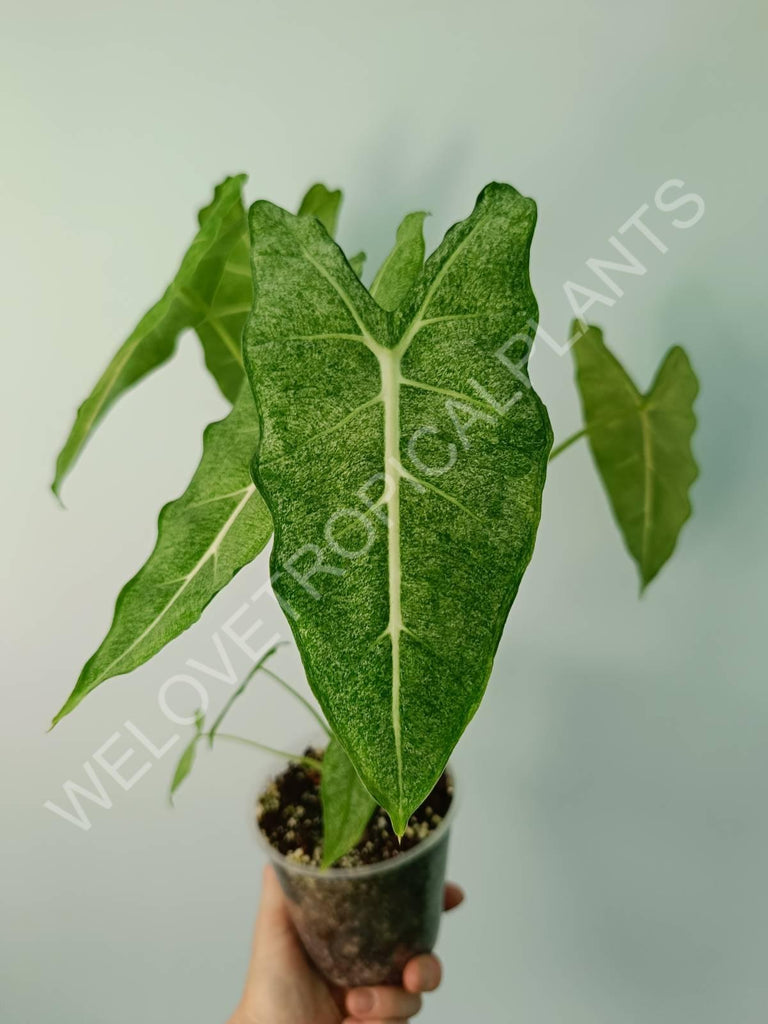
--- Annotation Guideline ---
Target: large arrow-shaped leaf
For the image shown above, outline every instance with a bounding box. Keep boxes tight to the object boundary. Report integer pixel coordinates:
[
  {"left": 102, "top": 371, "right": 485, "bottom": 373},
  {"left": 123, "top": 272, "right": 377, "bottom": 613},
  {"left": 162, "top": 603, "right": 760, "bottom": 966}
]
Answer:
[
  {"left": 571, "top": 322, "right": 699, "bottom": 589},
  {"left": 244, "top": 183, "right": 552, "bottom": 832},
  {"left": 52, "top": 384, "right": 271, "bottom": 725}
]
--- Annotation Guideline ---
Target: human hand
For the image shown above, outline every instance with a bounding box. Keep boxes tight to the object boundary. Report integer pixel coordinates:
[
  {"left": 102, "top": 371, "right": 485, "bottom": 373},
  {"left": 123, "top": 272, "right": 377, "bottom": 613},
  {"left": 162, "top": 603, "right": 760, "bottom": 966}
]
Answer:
[{"left": 227, "top": 865, "right": 464, "bottom": 1024}]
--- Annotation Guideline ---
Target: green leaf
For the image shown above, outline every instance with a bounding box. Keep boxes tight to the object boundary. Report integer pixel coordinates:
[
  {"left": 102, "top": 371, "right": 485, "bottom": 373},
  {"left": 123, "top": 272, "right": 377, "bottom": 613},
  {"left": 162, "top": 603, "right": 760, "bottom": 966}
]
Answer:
[
  {"left": 51, "top": 384, "right": 272, "bottom": 726},
  {"left": 244, "top": 182, "right": 552, "bottom": 833},
  {"left": 297, "top": 183, "right": 343, "bottom": 237},
  {"left": 52, "top": 180, "right": 346, "bottom": 499},
  {"left": 348, "top": 251, "right": 366, "bottom": 278},
  {"left": 169, "top": 710, "right": 205, "bottom": 803},
  {"left": 571, "top": 321, "right": 699, "bottom": 589},
  {"left": 370, "top": 211, "right": 427, "bottom": 311},
  {"left": 52, "top": 175, "right": 250, "bottom": 497},
  {"left": 52, "top": 182, "right": 344, "bottom": 722},
  {"left": 207, "top": 643, "right": 282, "bottom": 747},
  {"left": 320, "top": 737, "right": 377, "bottom": 868},
  {"left": 192, "top": 201, "right": 251, "bottom": 405}
]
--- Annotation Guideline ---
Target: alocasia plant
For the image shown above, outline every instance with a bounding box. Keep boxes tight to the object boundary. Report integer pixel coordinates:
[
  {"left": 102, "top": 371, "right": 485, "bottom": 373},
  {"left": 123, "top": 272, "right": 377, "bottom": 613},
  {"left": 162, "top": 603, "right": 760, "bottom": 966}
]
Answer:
[{"left": 51, "top": 174, "right": 700, "bottom": 859}]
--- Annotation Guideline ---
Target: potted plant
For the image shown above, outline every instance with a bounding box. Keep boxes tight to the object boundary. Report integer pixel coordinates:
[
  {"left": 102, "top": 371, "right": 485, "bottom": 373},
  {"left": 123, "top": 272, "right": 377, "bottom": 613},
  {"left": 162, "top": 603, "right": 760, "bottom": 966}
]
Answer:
[{"left": 50, "top": 176, "right": 699, "bottom": 987}]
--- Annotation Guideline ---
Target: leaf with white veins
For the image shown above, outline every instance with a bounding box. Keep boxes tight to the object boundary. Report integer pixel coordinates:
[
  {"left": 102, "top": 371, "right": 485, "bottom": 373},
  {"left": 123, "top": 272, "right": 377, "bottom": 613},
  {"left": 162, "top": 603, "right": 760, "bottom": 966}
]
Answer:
[
  {"left": 51, "top": 384, "right": 271, "bottom": 725},
  {"left": 571, "top": 322, "right": 699, "bottom": 589},
  {"left": 53, "top": 180, "right": 345, "bottom": 499},
  {"left": 51, "top": 183, "right": 351, "bottom": 724},
  {"left": 320, "top": 737, "right": 377, "bottom": 868},
  {"left": 244, "top": 183, "right": 552, "bottom": 833},
  {"left": 52, "top": 175, "right": 251, "bottom": 497}
]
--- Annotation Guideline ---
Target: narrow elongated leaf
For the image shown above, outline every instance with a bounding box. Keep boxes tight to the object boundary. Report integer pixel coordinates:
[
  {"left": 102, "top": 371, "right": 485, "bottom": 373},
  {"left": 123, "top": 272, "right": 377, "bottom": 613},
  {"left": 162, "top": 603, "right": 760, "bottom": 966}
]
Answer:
[
  {"left": 244, "top": 183, "right": 552, "bottom": 832},
  {"left": 51, "top": 384, "right": 271, "bottom": 726},
  {"left": 52, "top": 175, "right": 250, "bottom": 496},
  {"left": 571, "top": 322, "right": 699, "bottom": 588},
  {"left": 169, "top": 711, "right": 205, "bottom": 803},
  {"left": 370, "top": 211, "right": 427, "bottom": 311},
  {"left": 320, "top": 737, "right": 377, "bottom": 868}
]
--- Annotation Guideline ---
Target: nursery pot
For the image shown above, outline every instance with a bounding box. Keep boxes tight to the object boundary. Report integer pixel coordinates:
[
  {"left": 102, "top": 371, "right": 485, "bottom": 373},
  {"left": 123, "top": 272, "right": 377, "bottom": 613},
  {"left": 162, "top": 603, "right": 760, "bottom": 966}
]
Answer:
[{"left": 255, "top": 767, "right": 457, "bottom": 988}]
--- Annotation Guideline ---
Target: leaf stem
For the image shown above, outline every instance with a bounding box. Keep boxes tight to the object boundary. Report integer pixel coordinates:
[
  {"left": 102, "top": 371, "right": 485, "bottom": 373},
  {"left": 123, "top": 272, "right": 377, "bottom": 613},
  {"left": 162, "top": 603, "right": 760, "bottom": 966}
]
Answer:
[
  {"left": 549, "top": 427, "right": 588, "bottom": 460},
  {"left": 261, "top": 667, "right": 331, "bottom": 736},
  {"left": 209, "top": 732, "right": 323, "bottom": 772}
]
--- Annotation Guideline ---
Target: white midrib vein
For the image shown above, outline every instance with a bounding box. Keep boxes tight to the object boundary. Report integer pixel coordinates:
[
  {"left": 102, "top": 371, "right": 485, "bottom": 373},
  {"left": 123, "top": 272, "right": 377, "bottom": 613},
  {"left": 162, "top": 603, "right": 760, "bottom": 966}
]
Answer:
[
  {"left": 299, "top": 248, "right": 407, "bottom": 798},
  {"left": 97, "top": 484, "right": 256, "bottom": 682},
  {"left": 299, "top": 223, "right": 487, "bottom": 812},
  {"left": 378, "top": 347, "right": 404, "bottom": 796}
]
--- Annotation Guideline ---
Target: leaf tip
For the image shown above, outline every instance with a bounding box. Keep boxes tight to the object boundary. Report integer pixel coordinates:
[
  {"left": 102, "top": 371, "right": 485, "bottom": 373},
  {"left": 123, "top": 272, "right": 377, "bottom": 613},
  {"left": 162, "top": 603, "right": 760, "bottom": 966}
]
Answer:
[
  {"left": 48, "top": 700, "right": 71, "bottom": 731},
  {"left": 390, "top": 811, "right": 409, "bottom": 840},
  {"left": 50, "top": 476, "right": 68, "bottom": 509},
  {"left": 639, "top": 566, "right": 657, "bottom": 595}
]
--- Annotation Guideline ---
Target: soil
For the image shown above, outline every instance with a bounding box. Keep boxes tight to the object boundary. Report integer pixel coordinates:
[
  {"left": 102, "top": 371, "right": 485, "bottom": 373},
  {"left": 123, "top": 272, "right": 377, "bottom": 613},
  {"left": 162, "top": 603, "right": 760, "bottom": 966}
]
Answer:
[{"left": 257, "top": 747, "right": 453, "bottom": 869}]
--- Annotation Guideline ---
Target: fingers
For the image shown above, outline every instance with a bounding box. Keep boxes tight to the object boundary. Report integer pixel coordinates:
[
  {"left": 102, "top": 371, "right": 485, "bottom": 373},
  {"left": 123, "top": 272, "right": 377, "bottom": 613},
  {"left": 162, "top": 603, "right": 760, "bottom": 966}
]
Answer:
[
  {"left": 342, "top": 884, "right": 459, "bottom": 1020},
  {"left": 345, "top": 985, "right": 422, "bottom": 1020},
  {"left": 443, "top": 883, "right": 464, "bottom": 912},
  {"left": 402, "top": 954, "right": 442, "bottom": 994}
]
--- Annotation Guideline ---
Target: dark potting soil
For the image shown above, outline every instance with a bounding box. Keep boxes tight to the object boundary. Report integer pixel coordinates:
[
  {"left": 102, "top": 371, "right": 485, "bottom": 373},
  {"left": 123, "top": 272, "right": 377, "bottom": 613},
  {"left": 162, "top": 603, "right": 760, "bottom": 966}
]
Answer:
[{"left": 257, "top": 748, "right": 453, "bottom": 869}]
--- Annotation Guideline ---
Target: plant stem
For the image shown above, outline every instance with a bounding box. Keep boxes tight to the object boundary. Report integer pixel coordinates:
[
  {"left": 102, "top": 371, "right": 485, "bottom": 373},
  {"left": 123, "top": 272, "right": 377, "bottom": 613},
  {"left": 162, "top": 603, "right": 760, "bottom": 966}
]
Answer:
[
  {"left": 209, "top": 732, "right": 324, "bottom": 772},
  {"left": 261, "top": 667, "right": 331, "bottom": 736},
  {"left": 549, "top": 427, "right": 588, "bottom": 460}
]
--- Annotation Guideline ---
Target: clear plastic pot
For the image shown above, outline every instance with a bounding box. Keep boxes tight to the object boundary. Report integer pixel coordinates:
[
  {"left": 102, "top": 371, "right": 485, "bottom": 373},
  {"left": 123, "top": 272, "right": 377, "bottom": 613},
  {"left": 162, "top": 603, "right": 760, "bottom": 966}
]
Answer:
[{"left": 255, "top": 768, "right": 457, "bottom": 988}]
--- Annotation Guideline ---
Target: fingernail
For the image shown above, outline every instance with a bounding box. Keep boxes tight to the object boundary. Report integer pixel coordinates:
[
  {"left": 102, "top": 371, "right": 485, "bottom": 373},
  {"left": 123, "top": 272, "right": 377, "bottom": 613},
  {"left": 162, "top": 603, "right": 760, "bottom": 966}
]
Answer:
[{"left": 349, "top": 988, "right": 374, "bottom": 1014}]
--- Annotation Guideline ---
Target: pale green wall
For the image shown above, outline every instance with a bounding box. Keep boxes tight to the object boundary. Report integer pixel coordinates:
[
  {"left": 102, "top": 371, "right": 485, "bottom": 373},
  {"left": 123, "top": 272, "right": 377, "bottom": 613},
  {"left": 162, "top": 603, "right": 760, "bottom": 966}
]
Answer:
[{"left": 2, "top": 1, "right": 767, "bottom": 1021}]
